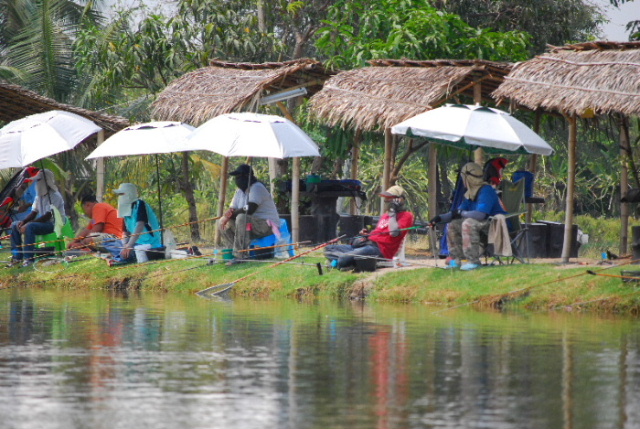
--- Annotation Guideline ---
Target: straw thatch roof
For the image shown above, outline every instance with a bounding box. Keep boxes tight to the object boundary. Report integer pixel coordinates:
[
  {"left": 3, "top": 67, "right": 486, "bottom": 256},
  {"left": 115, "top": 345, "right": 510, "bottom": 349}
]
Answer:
[
  {"left": 152, "top": 59, "right": 333, "bottom": 125},
  {"left": 310, "top": 59, "right": 512, "bottom": 131},
  {"left": 0, "top": 83, "right": 130, "bottom": 136},
  {"left": 493, "top": 41, "right": 640, "bottom": 117}
]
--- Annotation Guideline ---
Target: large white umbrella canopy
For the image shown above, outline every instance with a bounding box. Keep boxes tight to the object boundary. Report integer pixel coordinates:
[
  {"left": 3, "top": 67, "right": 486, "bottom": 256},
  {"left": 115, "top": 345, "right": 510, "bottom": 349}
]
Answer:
[
  {"left": 391, "top": 104, "right": 554, "bottom": 156},
  {"left": 185, "top": 112, "right": 320, "bottom": 158},
  {"left": 86, "top": 121, "right": 195, "bottom": 159},
  {"left": 0, "top": 110, "right": 101, "bottom": 169}
]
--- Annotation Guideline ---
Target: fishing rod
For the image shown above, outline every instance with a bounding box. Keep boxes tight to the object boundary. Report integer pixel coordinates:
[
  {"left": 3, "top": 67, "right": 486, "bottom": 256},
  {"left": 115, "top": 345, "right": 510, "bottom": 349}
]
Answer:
[
  {"left": 431, "top": 259, "right": 640, "bottom": 315},
  {"left": 109, "top": 240, "right": 310, "bottom": 271},
  {"left": 586, "top": 270, "right": 640, "bottom": 281},
  {"left": 196, "top": 235, "right": 346, "bottom": 298},
  {"left": 4, "top": 215, "right": 222, "bottom": 255}
]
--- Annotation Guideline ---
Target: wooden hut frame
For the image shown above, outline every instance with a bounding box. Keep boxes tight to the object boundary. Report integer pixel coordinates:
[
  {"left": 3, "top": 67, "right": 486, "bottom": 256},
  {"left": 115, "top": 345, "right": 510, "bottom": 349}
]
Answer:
[
  {"left": 151, "top": 59, "right": 334, "bottom": 243},
  {"left": 494, "top": 41, "right": 640, "bottom": 262},
  {"left": 0, "top": 83, "right": 130, "bottom": 200},
  {"left": 309, "top": 59, "right": 512, "bottom": 221}
]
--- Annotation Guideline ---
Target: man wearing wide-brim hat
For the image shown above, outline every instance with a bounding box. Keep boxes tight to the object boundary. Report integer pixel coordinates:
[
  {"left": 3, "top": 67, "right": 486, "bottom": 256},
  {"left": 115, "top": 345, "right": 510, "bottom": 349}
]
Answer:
[
  {"left": 217, "top": 164, "right": 280, "bottom": 264},
  {"left": 325, "top": 185, "right": 415, "bottom": 270}
]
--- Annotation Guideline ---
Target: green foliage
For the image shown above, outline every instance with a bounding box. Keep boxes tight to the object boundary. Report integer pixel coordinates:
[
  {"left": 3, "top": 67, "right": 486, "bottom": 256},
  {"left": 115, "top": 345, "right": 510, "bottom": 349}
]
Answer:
[
  {"left": 315, "top": 0, "right": 530, "bottom": 69},
  {"left": 434, "top": 0, "right": 606, "bottom": 55},
  {"left": 74, "top": 0, "right": 286, "bottom": 112}
]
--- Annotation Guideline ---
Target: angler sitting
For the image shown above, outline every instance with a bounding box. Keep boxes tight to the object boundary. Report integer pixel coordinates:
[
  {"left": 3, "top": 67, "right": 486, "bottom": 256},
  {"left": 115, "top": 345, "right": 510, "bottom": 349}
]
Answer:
[
  {"left": 68, "top": 195, "right": 126, "bottom": 263},
  {"left": 217, "top": 164, "right": 280, "bottom": 265},
  {"left": 8, "top": 169, "right": 66, "bottom": 268},
  {"left": 429, "top": 162, "right": 506, "bottom": 271},
  {"left": 325, "top": 185, "right": 415, "bottom": 270},
  {"left": 114, "top": 183, "right": 162, "bottom": 264}
]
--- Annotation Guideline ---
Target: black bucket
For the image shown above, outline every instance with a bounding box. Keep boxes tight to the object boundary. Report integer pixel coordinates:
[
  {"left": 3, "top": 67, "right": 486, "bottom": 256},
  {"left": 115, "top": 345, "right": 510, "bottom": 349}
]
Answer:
[{"left": 354, "top": 256, "right": 377, "bottom": 272}]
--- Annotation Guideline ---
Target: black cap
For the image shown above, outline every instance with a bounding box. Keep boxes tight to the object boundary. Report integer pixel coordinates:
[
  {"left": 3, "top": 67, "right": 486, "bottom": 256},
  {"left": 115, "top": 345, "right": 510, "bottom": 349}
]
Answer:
[{"left": 229, "top": 164, "right": 253, "bottom": 176}]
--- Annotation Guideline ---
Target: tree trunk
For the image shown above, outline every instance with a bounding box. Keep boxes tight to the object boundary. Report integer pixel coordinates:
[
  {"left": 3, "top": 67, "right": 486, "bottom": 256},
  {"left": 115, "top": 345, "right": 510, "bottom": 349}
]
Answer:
[{"left": 180, "top": 152, "right": 200, "bottom": 241}]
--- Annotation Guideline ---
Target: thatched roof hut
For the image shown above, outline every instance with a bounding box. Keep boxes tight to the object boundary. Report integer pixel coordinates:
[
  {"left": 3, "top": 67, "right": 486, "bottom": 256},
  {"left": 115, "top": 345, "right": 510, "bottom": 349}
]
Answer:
[
  {"left": 493, "top": 41, "right": 640, "bottom": 117},
  {"left": 310, "top": 59, "right": 512, "bottom": 131},
  {"left": 152, "top": 59, "right": 333, "bottom": 125},
  {"left": 0, "top": 83, "right": 129, "bottom": 136}
]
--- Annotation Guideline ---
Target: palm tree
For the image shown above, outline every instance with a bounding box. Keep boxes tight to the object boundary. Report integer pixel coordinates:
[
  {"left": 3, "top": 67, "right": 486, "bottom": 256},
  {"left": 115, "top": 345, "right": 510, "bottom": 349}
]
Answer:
[{"left": 0, "top": 0, "right": 103, "bottom": 100}]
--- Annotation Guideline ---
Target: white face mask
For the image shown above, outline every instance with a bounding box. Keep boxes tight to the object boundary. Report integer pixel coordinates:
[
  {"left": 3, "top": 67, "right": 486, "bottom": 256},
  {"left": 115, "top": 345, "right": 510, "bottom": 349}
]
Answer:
[{"left": 116, "top": 184, "right": 138, "bottom": 217}]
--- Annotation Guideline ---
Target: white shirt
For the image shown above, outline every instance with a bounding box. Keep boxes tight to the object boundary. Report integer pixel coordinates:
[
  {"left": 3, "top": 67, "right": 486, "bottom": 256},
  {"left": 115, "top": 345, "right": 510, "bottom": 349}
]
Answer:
[
  {"left": 32, "top": 191, "right": 66, "bottom": 223},
  {"left": 230, "top": 182, "right": 279, "bottom": 224}
]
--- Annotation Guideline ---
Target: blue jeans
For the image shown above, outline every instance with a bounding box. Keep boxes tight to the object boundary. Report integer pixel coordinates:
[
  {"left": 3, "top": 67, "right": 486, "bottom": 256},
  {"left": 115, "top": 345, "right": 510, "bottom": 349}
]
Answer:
[
  {"left": 11, "top": 221, "right": 54, "bottom": 261},
  {"left": 325, "top": 243, "right": 383, "bottom": 269}
]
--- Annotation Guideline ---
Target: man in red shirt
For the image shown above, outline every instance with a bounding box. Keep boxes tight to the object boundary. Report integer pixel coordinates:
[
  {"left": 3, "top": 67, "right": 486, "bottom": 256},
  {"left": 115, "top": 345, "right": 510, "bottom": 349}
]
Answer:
[
  {"left": 68, "top": 195, "right": 125, "bottom": 260},
  {"left": 325, "top": 185, "right": 415, "bottom": 270}
]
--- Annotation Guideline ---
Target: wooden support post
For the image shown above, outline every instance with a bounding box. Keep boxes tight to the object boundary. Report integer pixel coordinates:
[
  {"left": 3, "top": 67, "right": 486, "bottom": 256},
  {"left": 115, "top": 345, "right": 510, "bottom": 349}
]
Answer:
[
  {"left": 292, "top": 157, "right": 300, "bottom": 243},
  {"left": 214, "top": 157, "right": 229, "bottom": 247},
  {"left": 350, "top": 129, "right": 362, "bottom": 215},
  {"left": 473, "top": 82, "right": 484, "bottom": 166},
  {"left": 382, "top": 128, "right": 393, "bottom": 215},
  {"left": 620, "top": 116, "right": 631, "bottom": 255},
  {"left": 562, "top": 115, "right": 577, "bottom": 263},
  {"left": 527, "top": 111, "right": 542, "bottom": 223},
  {"left": 428, "top": 144, "right": 438, "bottom": 220},
  {"left": 96, "top": 130, "right": 105, "bottom": 202}
]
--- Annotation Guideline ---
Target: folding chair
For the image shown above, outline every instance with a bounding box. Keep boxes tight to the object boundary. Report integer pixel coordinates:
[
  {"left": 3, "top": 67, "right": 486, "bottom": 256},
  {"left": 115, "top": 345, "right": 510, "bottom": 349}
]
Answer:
[
  {"left": 35, "top": 207, "right": 74, "bottom": 256},
  {"left": 490, "top": 179, "right": 529, "bottom": 264}
]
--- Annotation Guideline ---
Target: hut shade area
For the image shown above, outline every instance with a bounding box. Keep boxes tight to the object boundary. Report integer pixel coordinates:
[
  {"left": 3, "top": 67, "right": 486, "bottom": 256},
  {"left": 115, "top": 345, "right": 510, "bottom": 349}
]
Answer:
[
  {"left": 310, "top": 59, "right": 512, "bottom": 131},
  {"left": 152, "top": 59, "right": 333, "bottom": 125},
  {"left": 493, "top": 41, "right": 640, "bottom": 117},
  {"left": 0, "top": 83, "right": 129, "bottom": 136}
]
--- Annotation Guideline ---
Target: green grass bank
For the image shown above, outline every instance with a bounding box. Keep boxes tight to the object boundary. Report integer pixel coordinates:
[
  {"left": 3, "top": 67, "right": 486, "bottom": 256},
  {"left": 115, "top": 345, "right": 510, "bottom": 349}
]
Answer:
[{"left": 2, "top": 250, "right": 640, "bottom": 314}]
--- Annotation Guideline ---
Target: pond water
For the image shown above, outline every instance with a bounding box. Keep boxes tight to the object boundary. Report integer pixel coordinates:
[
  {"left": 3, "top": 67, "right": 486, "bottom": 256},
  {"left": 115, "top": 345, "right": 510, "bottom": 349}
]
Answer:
[{"left": 0, "top": 288, "right": 639, "bottom": 429}]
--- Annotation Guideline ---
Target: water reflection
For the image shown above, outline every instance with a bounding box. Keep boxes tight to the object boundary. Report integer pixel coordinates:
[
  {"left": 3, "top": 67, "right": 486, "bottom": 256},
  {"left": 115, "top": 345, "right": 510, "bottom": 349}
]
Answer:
[{"left": 0, "top": 289, "right": 639, "bottom": 429}]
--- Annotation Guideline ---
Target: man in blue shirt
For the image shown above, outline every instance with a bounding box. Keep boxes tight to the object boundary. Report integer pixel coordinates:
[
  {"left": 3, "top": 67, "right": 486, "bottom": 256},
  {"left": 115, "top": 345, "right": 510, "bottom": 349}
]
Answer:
[{"left": 430, "top": 162, "right": 506, "bottom": 271}]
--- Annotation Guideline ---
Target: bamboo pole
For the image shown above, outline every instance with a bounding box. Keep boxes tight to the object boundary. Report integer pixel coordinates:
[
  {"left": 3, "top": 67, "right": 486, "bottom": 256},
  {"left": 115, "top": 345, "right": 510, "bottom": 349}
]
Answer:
[
  {"left": 96, "top": 130, "right": 105, "bottom": 202},
  {"left": 620, "top": 115, "right": 631, "bottom": 255},
  {"left": 214, "top": 157, "right": 229, "bottom": 248},
  {"left": 562, "top": 115, "right": 577, "bottom": 263}
]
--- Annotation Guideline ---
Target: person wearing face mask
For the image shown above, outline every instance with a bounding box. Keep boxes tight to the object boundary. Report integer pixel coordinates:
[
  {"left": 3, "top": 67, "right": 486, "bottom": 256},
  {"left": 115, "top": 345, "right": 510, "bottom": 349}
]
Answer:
[
  {"left": 325, "top": 185, "right": 415, "bottom": 270},
  {"left": 217, "top": 164, "right": 280, "bottom": 264},
  {"left": 7, "top": 169, "right": 66, "bottom": 267},
  {"left": 113, "top": 183, "right": 161, "bottom": 264},
  {"left": 429, "top": 162, "right": 506, "bottom": 271}
]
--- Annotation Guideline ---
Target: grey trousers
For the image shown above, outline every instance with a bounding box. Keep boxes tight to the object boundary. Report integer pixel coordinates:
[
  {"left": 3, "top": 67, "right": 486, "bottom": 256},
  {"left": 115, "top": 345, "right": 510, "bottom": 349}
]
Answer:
[
  {"left": 447, "top": 218, "right": 489, "bottom": 265},
  {"left": 217, "top": 214, "right": 274, "bottom": 259}
]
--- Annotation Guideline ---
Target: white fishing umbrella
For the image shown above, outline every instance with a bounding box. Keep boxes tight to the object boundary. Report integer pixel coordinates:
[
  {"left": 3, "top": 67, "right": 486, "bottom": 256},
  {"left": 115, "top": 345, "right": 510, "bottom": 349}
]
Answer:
[
  {"left": 85, "top": 121, "right": 197, "bottom": 241},
  {"left": 185, "top": 112, "right": 320, "bottom": 158},
  {"left": 0, "top": 110, "right": 101, "bottom": 169},
  {"left": 391, "top": 104, "right": 554, "bottom": 155},
  {"left": 86, "top": 121, "right": 195, "bottom": 159},
  {"left": 186, "top": 112, "right": 320, "bottom": 244}
]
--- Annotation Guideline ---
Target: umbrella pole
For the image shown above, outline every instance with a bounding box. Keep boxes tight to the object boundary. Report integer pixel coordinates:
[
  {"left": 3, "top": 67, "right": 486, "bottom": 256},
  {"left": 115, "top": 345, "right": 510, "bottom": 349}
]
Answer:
[{"left": 155, "top": 154, "right": 164, "bottom": 245}]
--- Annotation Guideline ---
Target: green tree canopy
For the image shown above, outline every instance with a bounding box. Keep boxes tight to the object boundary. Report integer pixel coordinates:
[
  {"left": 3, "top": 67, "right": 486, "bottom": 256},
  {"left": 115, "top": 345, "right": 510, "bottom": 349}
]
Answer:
[
  {"left": 432, "top": 0, "right": 606, "bottom": 54},
  {"left": 315, "top": 0, "right": 531, "bottom": 69}
]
